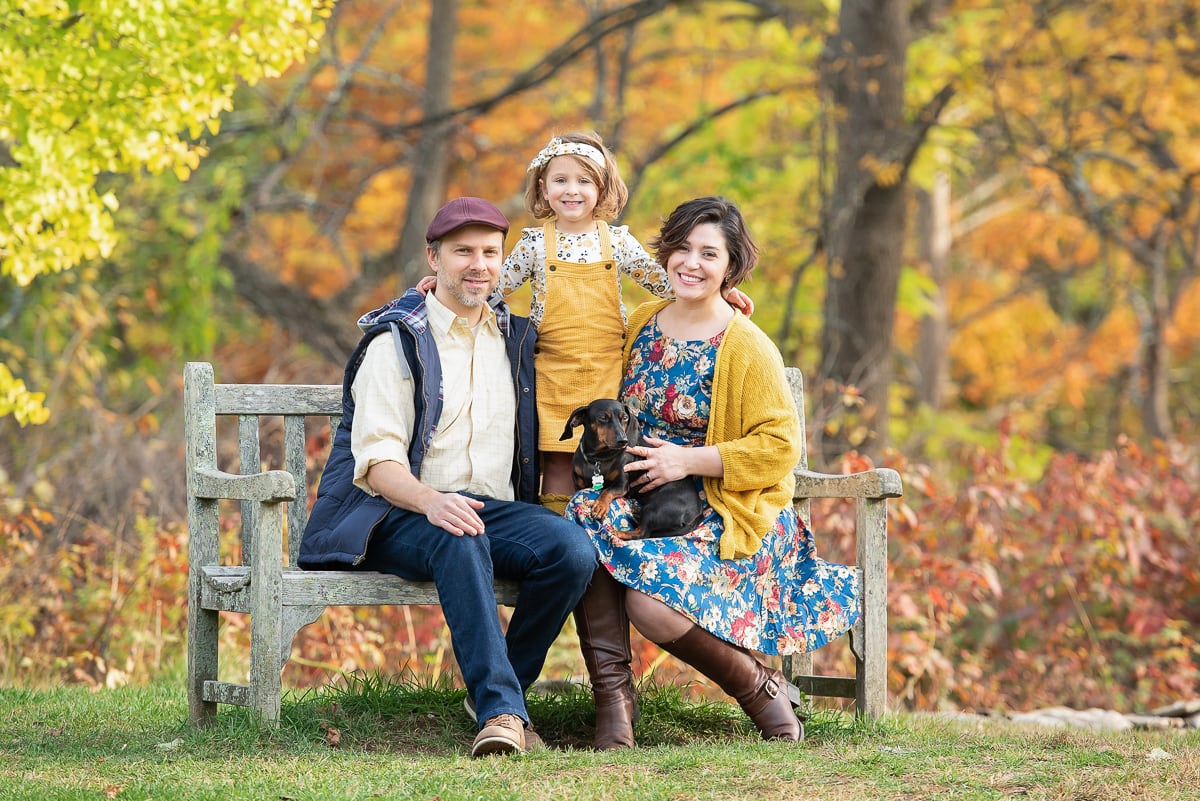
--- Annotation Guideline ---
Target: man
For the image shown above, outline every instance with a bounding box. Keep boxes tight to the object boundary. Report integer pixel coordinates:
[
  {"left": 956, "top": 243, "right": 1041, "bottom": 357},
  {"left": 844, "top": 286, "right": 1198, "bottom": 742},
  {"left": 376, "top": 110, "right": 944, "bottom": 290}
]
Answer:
[{"left": 299, "top": 197, "right": 596, "bottom": 757}]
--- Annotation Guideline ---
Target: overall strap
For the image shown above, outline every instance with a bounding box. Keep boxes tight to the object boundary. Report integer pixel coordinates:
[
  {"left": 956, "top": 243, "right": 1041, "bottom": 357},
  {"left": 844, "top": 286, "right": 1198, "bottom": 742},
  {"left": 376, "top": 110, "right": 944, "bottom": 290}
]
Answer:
[{"left": 594, "top": 219, "right": 614, "bottom": 261}]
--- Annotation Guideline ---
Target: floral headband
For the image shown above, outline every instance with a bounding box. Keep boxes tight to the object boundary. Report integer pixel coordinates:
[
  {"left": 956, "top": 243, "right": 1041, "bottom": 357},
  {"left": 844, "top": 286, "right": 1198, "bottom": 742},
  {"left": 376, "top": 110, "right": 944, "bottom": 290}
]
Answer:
[{"left": 527, "top": 137, "right": 607, "bottom": 172}]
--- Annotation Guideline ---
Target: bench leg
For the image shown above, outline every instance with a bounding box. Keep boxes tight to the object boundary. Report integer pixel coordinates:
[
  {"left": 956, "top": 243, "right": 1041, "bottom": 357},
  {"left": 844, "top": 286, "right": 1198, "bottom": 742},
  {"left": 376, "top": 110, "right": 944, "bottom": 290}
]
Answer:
[
  {"left": 188, "top": 568, "right": 219, "bottom": 727},
  {"left": 781, "top": 651, "right": 814, "bottom": 686},
  {"left": 856, "top": 498, "right": 888, "bottom": 720},
  {"left": 249, "top": 502, "right": 285, "bottom": 725}
]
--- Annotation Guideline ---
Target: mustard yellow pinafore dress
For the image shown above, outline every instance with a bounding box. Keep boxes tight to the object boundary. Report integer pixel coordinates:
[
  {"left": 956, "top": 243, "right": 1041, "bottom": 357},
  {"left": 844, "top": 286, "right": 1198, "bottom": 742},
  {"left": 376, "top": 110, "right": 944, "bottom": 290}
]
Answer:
[{"left": 536, "top": 220, "right": 625, "bottom": 452}]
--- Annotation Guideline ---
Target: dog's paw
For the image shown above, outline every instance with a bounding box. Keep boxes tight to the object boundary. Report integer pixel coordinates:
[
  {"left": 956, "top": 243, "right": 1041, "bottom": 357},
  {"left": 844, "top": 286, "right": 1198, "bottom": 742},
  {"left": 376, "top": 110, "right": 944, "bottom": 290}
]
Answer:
[
  {"left": 613, "top": 527, "right": 643, "bottom": 541},
  {"left": 588, "top": 489, "right": 619, "bottom": 519}
]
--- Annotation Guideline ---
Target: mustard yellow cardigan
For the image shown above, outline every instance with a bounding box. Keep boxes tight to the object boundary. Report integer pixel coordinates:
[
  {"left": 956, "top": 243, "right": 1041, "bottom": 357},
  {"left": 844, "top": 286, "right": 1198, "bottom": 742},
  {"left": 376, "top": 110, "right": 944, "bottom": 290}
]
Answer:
[{"left": 624, "top": 300, "right": 802, "bottom": 560}]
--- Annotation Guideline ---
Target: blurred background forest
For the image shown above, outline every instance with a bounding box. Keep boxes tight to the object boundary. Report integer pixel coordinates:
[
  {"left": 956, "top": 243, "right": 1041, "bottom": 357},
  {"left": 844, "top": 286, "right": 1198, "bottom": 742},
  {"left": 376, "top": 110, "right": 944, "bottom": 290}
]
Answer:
[{"left": 2, "top": 0, "right": 1197, "bottom": 714}]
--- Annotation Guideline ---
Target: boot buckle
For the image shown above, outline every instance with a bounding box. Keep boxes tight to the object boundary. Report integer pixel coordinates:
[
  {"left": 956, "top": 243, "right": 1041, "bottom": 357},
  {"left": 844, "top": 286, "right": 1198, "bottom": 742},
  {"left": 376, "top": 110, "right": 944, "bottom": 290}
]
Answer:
[{"left": 763, "top": 679, "right": 779, "bottom": 699}]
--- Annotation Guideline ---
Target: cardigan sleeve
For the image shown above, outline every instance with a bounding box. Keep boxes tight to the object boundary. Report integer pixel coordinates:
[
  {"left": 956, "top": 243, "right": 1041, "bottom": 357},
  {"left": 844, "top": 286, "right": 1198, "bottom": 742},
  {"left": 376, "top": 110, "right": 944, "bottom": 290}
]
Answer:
[
  {"left": 704, "top": 314, "right": 803, "bottom": 560},
  {"left": 711, "top": 318, "right": 802, "bottom": 492}
]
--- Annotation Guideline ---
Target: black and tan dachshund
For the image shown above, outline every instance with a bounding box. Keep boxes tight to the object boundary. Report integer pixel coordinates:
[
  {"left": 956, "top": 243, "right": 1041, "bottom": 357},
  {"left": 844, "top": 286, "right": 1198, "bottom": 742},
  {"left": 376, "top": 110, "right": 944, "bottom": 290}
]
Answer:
[{"left": 560, "top": 399, "right": 705, "bottom": 540}]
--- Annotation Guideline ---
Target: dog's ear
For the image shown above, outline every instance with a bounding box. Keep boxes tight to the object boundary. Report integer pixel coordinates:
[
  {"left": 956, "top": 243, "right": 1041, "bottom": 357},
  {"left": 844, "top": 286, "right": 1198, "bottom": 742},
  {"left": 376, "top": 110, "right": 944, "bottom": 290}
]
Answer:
[{"left": 560, "top": 405, "right": 590, "bottom": 440}]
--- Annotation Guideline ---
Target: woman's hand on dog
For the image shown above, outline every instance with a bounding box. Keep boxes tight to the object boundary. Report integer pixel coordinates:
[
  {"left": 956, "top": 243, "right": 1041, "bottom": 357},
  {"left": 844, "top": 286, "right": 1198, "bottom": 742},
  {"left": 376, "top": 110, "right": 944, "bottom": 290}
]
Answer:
[
  {"left": 625, "top": 437, "right": 691, "bottom": 491},
  {"left": 626, "top": 437, "right": 725, "bottom": 490}
]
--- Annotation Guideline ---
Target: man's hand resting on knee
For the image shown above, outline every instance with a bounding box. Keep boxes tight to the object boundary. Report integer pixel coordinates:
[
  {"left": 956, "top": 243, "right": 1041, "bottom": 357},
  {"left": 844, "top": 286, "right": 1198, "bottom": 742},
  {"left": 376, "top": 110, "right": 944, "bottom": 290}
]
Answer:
[{"left": 365, "top": 460, "right": 487, "bottom": 536}]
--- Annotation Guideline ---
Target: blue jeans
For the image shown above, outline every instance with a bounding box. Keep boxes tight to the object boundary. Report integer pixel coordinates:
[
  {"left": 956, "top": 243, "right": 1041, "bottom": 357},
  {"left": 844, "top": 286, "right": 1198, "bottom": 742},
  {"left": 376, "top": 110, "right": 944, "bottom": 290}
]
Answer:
[{"left": 357, "top": 495, "right": 596, "bottom": 728}]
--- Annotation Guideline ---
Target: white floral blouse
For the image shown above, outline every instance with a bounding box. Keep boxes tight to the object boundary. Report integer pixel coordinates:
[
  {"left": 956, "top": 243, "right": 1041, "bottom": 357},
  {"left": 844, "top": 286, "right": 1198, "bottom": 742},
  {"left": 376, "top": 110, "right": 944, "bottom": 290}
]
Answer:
[{"left": 498, "top": 224, "right": 673, "bottom": 328}]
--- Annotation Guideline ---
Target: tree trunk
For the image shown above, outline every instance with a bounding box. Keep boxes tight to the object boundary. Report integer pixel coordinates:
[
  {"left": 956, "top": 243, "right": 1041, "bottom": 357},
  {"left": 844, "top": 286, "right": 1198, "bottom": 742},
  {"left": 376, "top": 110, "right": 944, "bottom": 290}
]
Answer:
[
  {"left": 1140, "top": 234, "right": 1172, "bottom": 439},
  {"left": 816, "top": 0, "right": 910, "bottom": 463},
  {"left": 916, "top": 171, "right": 950, "bottom": 408},
  {"left": 394, "top": 0, "right": 458, "bottom": 290}
]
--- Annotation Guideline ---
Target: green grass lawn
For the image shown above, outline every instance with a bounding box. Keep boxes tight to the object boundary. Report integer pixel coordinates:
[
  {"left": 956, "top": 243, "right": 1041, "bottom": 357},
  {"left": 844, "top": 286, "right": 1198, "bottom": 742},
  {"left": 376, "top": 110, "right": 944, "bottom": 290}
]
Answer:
[{"left": 3, "top": 676, "right": 1197, "bottom": 800}]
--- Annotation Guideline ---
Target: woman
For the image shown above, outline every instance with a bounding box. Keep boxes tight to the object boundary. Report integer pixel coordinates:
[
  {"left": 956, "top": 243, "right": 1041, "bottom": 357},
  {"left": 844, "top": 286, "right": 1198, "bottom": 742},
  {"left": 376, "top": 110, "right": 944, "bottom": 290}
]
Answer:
[{"left": 568, "top": 197, "right": 861, "bottom": 748}]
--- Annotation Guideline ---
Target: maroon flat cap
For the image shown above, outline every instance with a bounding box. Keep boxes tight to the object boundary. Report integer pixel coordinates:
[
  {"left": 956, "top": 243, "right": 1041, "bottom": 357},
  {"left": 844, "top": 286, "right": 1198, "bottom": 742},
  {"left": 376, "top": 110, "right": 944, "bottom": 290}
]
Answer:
[{"left": 425, "top": 197, "right": 510, "bottom": 243}]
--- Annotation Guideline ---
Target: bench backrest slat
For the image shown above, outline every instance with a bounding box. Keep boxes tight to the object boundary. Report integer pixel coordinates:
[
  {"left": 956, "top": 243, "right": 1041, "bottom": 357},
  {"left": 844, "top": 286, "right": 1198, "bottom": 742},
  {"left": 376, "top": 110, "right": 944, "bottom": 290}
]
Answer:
[
  {"left": 199, "top": 381, "right": 340, "bottom": 567},
  {"left": 782, "top": 367, "right": 812, "bottom": 525},
  {"left": 214, "top": 384, "right": 342, "bottom": 416},
  {"left": 783, "top": 367, "right": 808, "bottom": 471},
  {"left": 283, "top": 414, "right": 309, "bottom": 565},
  {"left": 239, "top": 414, "right": 261, "bottom": 565}
]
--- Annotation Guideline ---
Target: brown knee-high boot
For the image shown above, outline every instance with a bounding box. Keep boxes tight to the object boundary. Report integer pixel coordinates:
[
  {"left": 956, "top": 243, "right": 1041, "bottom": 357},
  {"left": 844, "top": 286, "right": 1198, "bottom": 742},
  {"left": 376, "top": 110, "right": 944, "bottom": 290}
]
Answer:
[
  {"left": 573, "top": 568, "right": 639, "bottom": 749},
  {"left": 656, "top": 625, "right": 804, "bottom": 742}
]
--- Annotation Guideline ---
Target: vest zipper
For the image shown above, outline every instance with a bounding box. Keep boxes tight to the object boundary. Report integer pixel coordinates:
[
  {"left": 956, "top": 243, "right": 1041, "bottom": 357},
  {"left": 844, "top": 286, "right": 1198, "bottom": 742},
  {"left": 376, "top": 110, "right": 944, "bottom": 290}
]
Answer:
[{"left": 352, "top": 504, "right": 392, "bottom": 566}]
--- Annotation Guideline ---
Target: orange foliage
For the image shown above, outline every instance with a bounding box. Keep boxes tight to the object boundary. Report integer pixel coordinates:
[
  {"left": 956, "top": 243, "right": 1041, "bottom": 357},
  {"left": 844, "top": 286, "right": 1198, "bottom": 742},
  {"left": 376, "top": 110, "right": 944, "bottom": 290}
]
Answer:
[
  {"left": 881, "top": 434, "right": 1200, "bottom": 712},
  {"left": 248, "top": 213, "right": 357, "bottom": 298},
  {"left": 1169, "top": 281, "right": 1200, "bottom": 348},
  {"left": 949, "top": 284, "right": 1074, "bottom": 407},
  {"left": 1085, "top": 307, "right": 1139, "bottom": 376},
  {"left": 344, "top": 168, "right": 410, "bottom": 252}
]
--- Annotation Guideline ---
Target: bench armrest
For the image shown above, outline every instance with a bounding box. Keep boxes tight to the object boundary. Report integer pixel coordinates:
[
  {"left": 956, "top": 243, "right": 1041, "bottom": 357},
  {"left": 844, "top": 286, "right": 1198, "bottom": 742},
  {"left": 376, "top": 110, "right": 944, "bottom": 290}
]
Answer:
[
  {"left": 191, "top": 467, "right": 297, "bottom": 503},
  {"left": 793, "top": 467, "right": 903, "bottom": 500}
]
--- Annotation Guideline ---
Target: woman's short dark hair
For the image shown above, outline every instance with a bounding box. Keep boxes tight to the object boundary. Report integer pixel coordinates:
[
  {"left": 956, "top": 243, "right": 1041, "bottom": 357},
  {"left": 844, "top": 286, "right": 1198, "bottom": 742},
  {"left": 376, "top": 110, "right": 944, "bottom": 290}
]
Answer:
[{"left": 648, "top": 196, "right": 758, "bottom": 291}]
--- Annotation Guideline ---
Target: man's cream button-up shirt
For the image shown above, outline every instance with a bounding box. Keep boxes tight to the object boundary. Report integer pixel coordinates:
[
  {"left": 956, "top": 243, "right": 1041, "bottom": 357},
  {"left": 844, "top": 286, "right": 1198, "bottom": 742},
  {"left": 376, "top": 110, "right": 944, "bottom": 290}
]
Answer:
[{"left": 350, "top": 292, "right": 517, "bottom": 501}]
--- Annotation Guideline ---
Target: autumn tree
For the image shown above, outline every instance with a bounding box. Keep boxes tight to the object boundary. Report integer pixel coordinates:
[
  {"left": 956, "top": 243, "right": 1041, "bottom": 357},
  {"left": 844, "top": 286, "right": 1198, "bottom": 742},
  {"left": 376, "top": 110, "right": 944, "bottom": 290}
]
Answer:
[
  {"left": 205, "top": 0, "right": 826, "bottom": 364},
  {"left": 918, "top": 0, "right": 1200, "bottom": 450},
  {"left": 982, "top": 0, "right": 1200, "bottom": 441},
  {"left": 0, "top": 0, "right": 330, "bottom": 423},
  {"left": 815, "top": 0, "right": 953, "bottom": 461}
]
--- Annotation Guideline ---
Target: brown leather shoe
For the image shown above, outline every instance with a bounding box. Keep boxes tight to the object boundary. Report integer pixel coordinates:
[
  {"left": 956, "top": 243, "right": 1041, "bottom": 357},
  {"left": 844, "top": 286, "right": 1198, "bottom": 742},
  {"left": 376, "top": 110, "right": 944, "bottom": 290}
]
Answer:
[
  {"left": 655, "top": 625, "right": 804, "bottom": 742},
  {"left": 574, "top": 568, "right": 639, "bottom": 750},
  {"left": 465, "top": 696, "right": 545, "bottom": 751},
  {"left": 736, "top": 666, "right": 805, "bottom": 741},
  {"left": 471, "top": 714, "right": 525, "bottom": 757}
]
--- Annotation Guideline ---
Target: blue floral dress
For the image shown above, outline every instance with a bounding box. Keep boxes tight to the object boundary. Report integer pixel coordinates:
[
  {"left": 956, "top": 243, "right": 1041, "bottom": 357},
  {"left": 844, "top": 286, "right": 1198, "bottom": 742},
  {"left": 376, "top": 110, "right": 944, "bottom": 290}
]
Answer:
[{"left": 566, "top": 316, "right": 861, "bottom": 655}]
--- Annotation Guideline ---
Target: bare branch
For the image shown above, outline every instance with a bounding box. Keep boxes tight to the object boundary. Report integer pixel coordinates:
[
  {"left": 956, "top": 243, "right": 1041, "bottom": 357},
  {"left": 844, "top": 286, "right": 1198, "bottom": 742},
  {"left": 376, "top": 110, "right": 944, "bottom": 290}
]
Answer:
[{"left": 372, "top": 0, "right": 694, "bottom": 138}]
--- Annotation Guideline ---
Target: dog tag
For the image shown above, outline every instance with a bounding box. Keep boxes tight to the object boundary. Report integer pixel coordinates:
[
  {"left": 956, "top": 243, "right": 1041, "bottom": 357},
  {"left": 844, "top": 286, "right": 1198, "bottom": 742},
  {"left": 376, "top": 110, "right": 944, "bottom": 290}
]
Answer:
[{"left": 591, "top": 470, "right": 604, "bottom": 491}]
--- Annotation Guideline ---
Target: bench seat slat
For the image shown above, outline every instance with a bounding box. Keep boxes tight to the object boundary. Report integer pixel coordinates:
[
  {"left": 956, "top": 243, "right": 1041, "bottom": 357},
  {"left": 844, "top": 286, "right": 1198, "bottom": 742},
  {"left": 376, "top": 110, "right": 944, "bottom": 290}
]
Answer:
[{"left": 199, "top": 566, "right": 521, "bottom": 612}]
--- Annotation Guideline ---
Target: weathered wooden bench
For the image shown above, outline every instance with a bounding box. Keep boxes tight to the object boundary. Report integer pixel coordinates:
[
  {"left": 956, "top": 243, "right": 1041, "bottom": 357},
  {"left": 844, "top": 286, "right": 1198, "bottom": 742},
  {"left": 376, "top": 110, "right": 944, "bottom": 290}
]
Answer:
[{"left": 184, "top": 361, "right": 900, "bottom": 726}]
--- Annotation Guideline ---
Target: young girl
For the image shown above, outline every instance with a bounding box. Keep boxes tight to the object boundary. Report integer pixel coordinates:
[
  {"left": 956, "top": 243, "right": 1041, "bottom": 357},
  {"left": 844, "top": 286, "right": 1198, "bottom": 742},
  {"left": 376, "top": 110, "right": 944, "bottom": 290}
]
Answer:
[{"left": 421, "top": 132, "right": 751, "bottom": 513}]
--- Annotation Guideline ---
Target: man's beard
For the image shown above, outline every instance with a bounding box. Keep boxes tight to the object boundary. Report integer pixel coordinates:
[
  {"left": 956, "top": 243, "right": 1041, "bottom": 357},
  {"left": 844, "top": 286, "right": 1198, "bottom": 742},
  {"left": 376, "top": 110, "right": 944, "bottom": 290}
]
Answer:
[{"left": 443, "top": 272, "right": 493, "bottom": 308}]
